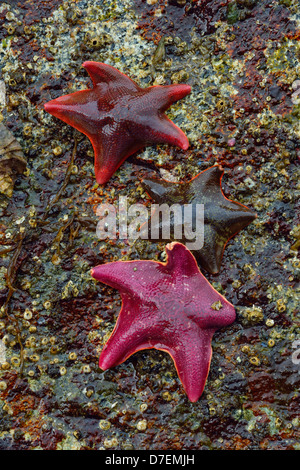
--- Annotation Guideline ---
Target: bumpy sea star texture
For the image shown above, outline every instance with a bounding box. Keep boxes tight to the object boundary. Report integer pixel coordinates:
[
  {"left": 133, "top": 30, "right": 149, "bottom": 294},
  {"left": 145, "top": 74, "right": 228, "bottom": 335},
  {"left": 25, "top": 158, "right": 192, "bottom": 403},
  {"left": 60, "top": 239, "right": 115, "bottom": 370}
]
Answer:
[
  {"left": 142, "top": 165, "right": 257, "bottom": 274},
  {"left": 44, "top": 61, "right": 191, "bottom": 184},
  {"left": 91, "top": 242, "right": 236, "bottom": 402},
  {"left": 0, "top": 0, "right": 299, "bottom": 452}
]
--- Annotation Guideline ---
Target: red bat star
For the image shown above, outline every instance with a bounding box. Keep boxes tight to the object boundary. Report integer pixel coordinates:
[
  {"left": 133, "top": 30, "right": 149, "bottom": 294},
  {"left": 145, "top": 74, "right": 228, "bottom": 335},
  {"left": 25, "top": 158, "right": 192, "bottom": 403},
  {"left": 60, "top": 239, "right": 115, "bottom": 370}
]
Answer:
[
  {"left": 91, "top": 242, "right": 236, "bottom": 402},
  {"left": 44, "top": 61, "right": 191, "bottom": 184}
]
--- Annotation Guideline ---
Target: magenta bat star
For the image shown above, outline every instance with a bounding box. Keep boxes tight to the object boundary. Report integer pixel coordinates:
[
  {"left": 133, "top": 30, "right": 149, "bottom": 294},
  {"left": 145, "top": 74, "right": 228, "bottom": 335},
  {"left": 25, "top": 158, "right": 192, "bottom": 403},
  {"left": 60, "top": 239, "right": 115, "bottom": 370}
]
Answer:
[
  {"left": 91, "top": 242, "right": 236, "bottom": 402},
  {"left": 44, "top": 61, "right": 191, "bottom": 184}
]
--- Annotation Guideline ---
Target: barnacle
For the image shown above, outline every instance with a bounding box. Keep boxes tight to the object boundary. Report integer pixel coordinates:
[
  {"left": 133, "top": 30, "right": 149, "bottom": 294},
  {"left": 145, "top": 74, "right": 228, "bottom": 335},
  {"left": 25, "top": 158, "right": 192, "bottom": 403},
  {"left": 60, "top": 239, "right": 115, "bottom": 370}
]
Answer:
[{"left": 84, "top": 32, "right": 112, "bottom": 50}]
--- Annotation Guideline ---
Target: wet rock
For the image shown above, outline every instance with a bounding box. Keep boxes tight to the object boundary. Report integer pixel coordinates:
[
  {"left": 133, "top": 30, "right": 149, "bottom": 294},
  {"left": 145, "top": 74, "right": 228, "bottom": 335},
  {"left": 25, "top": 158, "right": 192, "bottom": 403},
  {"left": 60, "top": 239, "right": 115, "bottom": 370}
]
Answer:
[{"left": 0, "top": 123, "right": 27, "bottom": 197}]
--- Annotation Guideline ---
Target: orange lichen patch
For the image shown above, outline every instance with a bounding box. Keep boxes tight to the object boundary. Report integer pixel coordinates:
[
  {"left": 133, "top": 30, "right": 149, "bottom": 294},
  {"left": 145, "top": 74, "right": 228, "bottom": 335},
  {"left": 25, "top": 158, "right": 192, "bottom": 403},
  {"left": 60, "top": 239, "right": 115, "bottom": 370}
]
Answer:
[
  {"left": 86, "top": 195, "right": 104, "bottom": 206},
  {"left": 9, "top": 396, "right": 38, "bottom": 420},
  {"left": 19, "top": 416, "right": 44, "bottom": 441},
  {"left": 1, "top": 374, "right": 38, "bottom": 415},
  {"left": 228, "top": 436, "right": 252, "bottom": 450}
]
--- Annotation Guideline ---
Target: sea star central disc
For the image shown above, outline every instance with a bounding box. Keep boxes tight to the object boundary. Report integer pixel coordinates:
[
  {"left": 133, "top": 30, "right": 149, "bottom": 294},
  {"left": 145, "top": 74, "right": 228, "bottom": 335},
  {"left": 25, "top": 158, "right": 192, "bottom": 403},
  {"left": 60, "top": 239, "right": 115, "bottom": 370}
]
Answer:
[
  {"left": 91, "top": 242, "right": 236, "bottom": 402},
  {"left": 44, "top": 61, "right": 191, "bottom": 184}
]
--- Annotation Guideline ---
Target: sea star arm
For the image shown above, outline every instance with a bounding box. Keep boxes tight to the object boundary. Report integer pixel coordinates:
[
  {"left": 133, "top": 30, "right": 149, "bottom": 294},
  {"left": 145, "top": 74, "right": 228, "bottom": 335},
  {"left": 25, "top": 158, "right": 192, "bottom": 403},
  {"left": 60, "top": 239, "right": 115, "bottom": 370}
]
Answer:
[
  {"left": 45, "top": 88, "right": 141, "bottom": 184},
  {"left": 129, "top": 84, "right": 191, "bottom": 150},
  {"left": 91, "top": 243, "right": 200, "bottom": 296},
  {"left": 98, "top": 284, "right": 216, "bottom": 403},
  {"left": 44, "top": 88, "right": 101, "bottom": 137},
  {"left": 91, "top": 259, "right": 166, "bottom": 298},
  {"left": 98, "top": 295, "right": 161, "bottom": 370},
  {"left": 83, "top": 61, "right": 140, "bottom": 91},
  {"left": 146, "top": 84, "right": 192, "bottom": 112},
  {"left": 99, "top": 298, "right": 214, "bottom": 402},
  {"left": 212, "top": 200, "right": 257, "bottom": 230},
  {"left": 164, "top": 242, "right": 200, "bottom": 278},
  {"left": 189, "top": 165, "right": 224, "bottom": 198},
  {"left": 90, "top": 127, "right": 143, "bottom": 184},
  {"left": 200, "top": 202, "right": 256, "bottom": 273},
  {"left": 196, "top": 225, "right": 225, "bottom": 274},
  {"left": 190, "top": 166, "right": 257, "bottom": 227},
  {"left": 170, "top": 329, "right": 214, "bottom": 402},
  {"left": 129, "top": 112, "right": 189, "bottom": 150},
  {"left": 142, "top": 177, "right": 186, "bottom": 204}
]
